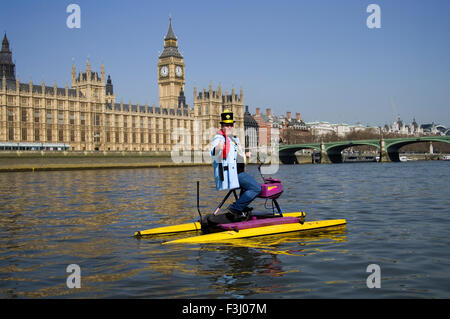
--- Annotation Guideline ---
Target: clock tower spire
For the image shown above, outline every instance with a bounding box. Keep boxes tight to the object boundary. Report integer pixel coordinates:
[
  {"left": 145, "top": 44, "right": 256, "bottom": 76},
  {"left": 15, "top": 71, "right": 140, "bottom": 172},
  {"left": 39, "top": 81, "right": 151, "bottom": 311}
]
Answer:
[{"left": 158, "top": 17, "right": 185, "bottom": 109}]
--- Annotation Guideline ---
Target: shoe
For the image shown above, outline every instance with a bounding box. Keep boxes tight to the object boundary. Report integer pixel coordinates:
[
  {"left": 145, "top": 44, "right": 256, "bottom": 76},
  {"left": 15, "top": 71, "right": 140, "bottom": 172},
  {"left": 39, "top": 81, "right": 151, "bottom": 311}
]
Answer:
[
  {"left": 205, "top": 208, "right": 235, "bottom": 226},
  {"left": 205, "top": 207, "right": 246, "bottom": 225},
  {"left": 226, "top": 208, "right": 247, "bottom": 222},
  {"left": 242, "top": 206, "right": 253, "bottom": 213}
]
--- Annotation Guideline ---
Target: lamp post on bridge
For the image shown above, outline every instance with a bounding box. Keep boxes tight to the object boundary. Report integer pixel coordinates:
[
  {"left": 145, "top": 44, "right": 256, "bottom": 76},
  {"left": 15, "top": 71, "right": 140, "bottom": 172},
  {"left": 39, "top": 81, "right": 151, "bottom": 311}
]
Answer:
[
  {"left": 320, "top": 140, "right": 331, "bottom": 164},
  {"left": 379, "top": 126, "right": 390, "bottom": 162}
]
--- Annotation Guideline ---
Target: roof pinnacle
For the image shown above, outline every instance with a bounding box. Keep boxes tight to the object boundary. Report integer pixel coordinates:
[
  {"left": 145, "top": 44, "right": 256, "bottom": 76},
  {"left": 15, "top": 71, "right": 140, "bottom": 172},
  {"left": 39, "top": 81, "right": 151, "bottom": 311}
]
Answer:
[
  {"left": 2, "top": 33, "right": 11, "bottom": 52},
  {"left": 165, "top": 16, "right": 177, "bottom": 40}
]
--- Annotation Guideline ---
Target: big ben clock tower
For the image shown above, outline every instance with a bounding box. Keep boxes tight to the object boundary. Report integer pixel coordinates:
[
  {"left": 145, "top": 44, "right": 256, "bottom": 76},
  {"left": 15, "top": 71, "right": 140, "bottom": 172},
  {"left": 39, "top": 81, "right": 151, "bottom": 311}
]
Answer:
[{"left": 158, "top": 18, "right": 185, "bottom": 109}]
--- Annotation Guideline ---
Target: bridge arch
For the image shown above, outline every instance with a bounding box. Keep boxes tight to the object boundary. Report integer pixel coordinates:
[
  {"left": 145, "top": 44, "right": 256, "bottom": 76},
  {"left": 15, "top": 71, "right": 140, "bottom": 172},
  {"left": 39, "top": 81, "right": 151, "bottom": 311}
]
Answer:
[
  {"left": 325, "top": 141, "right": 381, "bottom": 163},
  {"left": 385, "top": 137, "right": 450, "bottom": 162},
  {"left": 279, "top": 144, "right": 320, "bottom": 164}
]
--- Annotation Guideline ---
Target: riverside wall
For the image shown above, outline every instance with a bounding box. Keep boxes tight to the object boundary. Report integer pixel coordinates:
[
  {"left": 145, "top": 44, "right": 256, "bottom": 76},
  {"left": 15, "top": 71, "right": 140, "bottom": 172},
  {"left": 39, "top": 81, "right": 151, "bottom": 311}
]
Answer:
[{"left": 0, "top": 151, "right": 210, "bottom": 172}]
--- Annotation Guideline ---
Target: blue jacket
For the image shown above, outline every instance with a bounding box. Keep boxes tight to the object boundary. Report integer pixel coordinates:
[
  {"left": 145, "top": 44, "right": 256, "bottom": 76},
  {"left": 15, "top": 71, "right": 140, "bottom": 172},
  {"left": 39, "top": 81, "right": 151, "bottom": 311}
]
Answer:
[{"left": 210, "top": 133, "right": 244, "bottom": 190}]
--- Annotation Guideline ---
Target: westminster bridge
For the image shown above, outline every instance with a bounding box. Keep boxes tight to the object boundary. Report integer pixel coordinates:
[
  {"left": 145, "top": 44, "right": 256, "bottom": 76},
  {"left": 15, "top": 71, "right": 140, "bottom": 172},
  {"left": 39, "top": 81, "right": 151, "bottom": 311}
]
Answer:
[{"left": 279, "top": 136, "right": 450, "bottom": 164}]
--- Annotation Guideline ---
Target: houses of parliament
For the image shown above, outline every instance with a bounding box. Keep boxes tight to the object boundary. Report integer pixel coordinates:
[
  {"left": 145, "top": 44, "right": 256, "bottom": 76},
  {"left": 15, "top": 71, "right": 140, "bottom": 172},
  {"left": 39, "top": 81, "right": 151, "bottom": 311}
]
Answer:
[{"left": 0, "top": 20, "right": 244, "bottom": 152}]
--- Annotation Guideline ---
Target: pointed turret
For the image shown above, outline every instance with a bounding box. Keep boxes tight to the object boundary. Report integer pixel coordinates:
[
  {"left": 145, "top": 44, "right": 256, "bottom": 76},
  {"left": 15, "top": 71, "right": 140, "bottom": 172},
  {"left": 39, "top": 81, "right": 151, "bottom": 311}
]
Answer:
[
  {"left": 165, "top": 17, "right": 177, "bottom": 41},
  {"left": 86, "top": 58, "right": 91, "bottom": 72},
  {"left": 106, "top": 74, "right": 113, "bottom": 95},
  {"left": 178, "top": 87, "right": 186, "bottom": 108},
  {"left": 160, "top": 18, "right": 183, "bottom": 58},
  {"left": 2, "top": 34, "right": 11, "bottom": 53},
  {"left": 71, "top": 61, "right": 76, "bottom": 84},
  {"left": 0, "top": 33, "right": 15, "bottom": 80},
  {"left": 100, "top": 63, "right": 105, "bottom": 82}
]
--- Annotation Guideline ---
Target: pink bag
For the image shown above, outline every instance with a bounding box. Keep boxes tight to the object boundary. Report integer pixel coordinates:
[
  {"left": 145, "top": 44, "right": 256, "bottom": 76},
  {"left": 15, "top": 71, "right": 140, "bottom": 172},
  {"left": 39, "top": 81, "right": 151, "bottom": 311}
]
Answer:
[{"left": 259, "top": 178, "right": 283, "bottom": 199}]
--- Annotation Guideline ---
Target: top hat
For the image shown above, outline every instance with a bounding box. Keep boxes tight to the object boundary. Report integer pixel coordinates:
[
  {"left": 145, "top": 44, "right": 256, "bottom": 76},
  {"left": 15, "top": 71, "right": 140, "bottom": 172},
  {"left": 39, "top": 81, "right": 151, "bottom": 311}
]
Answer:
[{"left": 220, "top": 109, "right": 234, "bottom": 124}]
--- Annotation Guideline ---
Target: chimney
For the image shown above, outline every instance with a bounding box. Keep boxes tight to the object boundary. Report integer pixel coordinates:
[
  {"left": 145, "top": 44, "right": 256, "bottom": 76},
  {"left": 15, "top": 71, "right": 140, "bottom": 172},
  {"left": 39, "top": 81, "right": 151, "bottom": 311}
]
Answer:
[
  {"left": 256, "top": 107, "right": 260, "bottom": 115},
  {"left": 286, "top": 111, "right": 291, "bottom": 120},
  {"left": 266, "top": 108, "right": 271, "bottom": 117},
  {"left": 296, "top": 113, "right": 301, "bottom": 121}
]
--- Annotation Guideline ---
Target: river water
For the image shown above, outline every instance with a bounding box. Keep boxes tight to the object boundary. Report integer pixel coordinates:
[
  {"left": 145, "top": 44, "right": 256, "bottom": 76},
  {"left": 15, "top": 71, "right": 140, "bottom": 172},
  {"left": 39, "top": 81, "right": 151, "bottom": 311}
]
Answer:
[{"left": 0, "top": 161, "right": 449, "bottom": 298}]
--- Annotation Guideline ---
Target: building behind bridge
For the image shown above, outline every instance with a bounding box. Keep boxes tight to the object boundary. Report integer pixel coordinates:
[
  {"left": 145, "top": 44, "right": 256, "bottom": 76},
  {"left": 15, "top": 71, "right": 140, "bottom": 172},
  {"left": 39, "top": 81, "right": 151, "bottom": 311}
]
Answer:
[
  {"left": 252, "top": 107, "right": 310, "bottom": 145},
  {"left": 382, "top": 117, "right": 448, "bottom": 137}
]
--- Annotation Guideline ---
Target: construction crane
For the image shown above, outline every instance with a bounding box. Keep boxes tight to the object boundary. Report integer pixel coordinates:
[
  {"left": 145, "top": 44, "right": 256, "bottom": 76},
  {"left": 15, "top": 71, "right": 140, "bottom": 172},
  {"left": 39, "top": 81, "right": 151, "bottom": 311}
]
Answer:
[{"left": 390, "top": 96, "right": 400, "bottom": 122}]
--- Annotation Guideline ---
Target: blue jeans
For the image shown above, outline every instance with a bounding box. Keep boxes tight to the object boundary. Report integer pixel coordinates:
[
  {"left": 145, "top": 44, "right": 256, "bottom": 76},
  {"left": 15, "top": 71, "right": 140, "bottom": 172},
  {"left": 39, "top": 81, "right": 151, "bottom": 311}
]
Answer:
[{"left": 228, "top": 172, "right": 261, "bottom": 213}]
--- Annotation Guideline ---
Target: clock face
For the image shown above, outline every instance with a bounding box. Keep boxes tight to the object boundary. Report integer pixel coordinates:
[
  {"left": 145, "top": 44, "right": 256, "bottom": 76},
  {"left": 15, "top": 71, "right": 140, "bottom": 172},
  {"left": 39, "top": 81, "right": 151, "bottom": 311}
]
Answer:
[
  {"left": 160, "top": 66, "right": 169, "bottom": 77},
  {"left": 175, "top": 66, "right": 183, "bottom": 77}
]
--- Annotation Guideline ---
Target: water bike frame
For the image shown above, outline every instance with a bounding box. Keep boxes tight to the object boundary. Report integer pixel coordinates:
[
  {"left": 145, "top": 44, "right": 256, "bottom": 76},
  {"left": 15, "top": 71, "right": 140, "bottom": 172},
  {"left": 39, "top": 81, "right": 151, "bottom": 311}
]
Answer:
[{"left": 210, "top": 176, "right": 284, "bottom": 219}]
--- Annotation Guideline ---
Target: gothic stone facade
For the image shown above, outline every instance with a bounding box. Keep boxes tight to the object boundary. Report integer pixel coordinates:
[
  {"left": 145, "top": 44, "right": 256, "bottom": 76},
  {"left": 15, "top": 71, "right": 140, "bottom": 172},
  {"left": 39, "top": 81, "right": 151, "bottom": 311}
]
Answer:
[{"left": 0, "top": 20, "right": 244, "bottom": 152}]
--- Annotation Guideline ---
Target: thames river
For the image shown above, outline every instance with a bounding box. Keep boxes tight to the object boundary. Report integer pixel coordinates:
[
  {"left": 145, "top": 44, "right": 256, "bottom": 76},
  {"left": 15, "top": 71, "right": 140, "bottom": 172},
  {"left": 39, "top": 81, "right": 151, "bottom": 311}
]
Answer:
[{"left": 0, "top": 161, "right": 449, "bottom": 298}]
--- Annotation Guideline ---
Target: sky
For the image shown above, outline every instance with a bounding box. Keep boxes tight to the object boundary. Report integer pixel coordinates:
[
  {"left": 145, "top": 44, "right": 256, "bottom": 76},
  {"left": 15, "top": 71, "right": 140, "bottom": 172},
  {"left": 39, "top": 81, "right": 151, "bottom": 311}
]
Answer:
[{"left": 1, "top": 0, "right": 449, "bottom": 127}]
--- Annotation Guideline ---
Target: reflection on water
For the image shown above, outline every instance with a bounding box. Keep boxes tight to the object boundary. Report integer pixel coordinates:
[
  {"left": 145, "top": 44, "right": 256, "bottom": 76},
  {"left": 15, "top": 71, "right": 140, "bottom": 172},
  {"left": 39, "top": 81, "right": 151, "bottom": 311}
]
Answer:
[
  {"left": 228, "top": 227, "right": 348, "bottom": 258},
  {"left": 1, "top": 161, "right": 450, "bottom": 298},
  {"left": 141, "top": 226, "right": 347, "bottom": 276}
]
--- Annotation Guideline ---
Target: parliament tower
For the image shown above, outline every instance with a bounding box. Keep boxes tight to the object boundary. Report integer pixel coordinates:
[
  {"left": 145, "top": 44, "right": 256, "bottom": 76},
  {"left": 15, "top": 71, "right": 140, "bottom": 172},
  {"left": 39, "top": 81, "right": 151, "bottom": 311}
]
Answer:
[{"left": 158, "top": 18, "right": 186, "bottom": 110}]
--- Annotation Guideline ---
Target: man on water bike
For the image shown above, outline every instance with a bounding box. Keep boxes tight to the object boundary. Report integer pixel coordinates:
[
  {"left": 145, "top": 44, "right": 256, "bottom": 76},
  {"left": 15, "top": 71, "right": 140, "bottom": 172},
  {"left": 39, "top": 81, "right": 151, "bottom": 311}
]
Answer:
[{"left": 206, "top": 109, "right": 261, "bottom": 225}]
